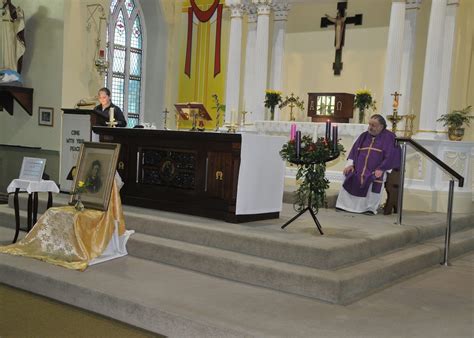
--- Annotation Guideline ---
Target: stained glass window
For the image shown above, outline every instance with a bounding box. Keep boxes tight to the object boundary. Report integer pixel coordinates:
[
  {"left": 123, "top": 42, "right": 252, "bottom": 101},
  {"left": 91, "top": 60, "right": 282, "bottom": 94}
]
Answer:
[{"left": 105, "top": 0, "right": 144, "bottom": 128}]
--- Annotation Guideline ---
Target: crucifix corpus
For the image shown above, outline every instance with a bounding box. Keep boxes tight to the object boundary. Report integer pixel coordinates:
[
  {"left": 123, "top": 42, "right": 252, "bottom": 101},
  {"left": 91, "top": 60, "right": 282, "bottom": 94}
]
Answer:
[{"left": 321, "top": 1, "right": 363, "bottom": 76}]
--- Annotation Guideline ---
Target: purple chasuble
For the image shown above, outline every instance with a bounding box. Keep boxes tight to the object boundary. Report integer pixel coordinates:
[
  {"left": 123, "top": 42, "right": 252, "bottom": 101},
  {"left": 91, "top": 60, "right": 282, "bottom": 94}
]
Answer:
[{"left": 342, "top": 129, "right": 400, "bottom": 197}]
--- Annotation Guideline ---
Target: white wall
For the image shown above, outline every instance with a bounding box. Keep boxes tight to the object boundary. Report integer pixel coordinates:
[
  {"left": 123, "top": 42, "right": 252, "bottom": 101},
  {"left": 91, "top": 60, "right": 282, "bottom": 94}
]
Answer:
[
  {"left": 280, "top": 0, "right": 391, "bottom": 121},
  {"left": 0, "top": 0, "right": 64, "bottom": 151}
]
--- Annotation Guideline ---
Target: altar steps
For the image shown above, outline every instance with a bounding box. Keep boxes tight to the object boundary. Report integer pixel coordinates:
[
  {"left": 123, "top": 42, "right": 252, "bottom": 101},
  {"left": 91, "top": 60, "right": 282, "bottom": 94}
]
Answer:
[
  {"left": 1, "top": 195, "right": 473, "bottom": 304},
  {"left": 126, "top": 229, "right": 473, "bottom": 304},
  {"left": 6, "top": 193, "right": 472, "bottom": 270}
]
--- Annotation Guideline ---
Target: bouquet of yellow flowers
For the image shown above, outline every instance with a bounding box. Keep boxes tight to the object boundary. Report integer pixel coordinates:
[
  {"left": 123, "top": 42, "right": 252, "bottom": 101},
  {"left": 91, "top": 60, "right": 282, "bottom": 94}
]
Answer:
[
  {"left": 354, "top": 89, "right": 377, "bottom": 123},
  {"left": 71, "top": 181, "right": 91, "bottom": 211},
  {"left": 264, "top": 90, "right": 283, "bottom": 120},
  {"left": 71, "top": 181, "right": 88, "bottom": 195}
]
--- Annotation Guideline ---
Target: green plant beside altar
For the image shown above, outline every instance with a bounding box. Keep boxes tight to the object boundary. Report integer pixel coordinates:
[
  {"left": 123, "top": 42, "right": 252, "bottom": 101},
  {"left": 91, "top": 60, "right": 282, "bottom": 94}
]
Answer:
[
  {"left": 264, "top": 90, "right": 283, "bottom": 120},
  {"left": 437, "top": 105, "right": 473, "bottom": 141},
  {"left": 212, "top": 94, "right": 226, "bottom": 129},
  {"left": 354, "top": 89, "right": 377, "bottom": 123},
  {"left": 280, "top": 135, "right": 345, "bottom": 213}
]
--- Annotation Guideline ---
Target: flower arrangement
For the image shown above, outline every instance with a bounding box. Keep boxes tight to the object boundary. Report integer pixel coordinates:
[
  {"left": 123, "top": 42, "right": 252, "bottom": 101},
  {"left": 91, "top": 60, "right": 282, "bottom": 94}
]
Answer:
[
  {"left": 280, "top": 135, "right": 345, "bottom": 212},
  {"left": 264, "top": 90, "right": 283, "bottom": 120},
  {"left": 71, "top": 180, "right": 90, "bottom": 211},
  {"left": 354, "top": 89, "right": 377, "bottom": 123}
]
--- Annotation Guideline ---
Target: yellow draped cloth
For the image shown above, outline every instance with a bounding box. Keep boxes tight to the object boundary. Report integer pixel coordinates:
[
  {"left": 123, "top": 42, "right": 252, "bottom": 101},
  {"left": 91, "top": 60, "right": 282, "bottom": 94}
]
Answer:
[{"left": 0, "top": 181, "right": 126, "bottom": 271}]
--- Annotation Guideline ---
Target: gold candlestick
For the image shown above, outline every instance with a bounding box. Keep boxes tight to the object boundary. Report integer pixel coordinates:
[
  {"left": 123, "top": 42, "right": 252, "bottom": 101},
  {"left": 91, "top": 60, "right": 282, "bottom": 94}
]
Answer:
[{"left": 387, "top": 91, "right": 403, "bottom": 133}]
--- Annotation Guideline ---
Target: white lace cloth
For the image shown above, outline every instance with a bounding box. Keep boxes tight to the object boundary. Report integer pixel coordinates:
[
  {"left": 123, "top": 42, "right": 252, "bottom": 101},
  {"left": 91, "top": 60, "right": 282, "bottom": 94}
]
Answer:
[{"left": 7, "top": 179, "right": 60, "bottom": 194}]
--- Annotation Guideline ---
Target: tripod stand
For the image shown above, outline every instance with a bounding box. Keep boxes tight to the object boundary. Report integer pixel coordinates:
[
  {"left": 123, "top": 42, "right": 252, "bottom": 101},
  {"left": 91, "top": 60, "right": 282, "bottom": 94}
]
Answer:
[
  {"left": 281, "top": 187, "right": 324, "bottom": 234},
  {"left": 281, "top": 153, "right": 340, "bottom": 235}
]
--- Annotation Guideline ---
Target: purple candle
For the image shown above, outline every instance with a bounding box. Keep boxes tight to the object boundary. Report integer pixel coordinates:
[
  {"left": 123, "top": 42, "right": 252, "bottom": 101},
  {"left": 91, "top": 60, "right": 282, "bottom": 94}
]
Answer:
[
  {"left": 332, "top": 124, "right": 338, "bottom": 153},
  {"left": 295, "top": 130, "right": 301, "bottom": 159},
  {"left": 325, "top": 120, "right": 331, "bottom": 141},
  {"left": 290, "top": 123, "right": 296, "bottom": 141}
]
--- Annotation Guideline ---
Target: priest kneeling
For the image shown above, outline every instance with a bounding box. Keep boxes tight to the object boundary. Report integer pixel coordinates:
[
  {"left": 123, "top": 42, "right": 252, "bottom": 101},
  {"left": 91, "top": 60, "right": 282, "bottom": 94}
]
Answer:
[{"left": 336, "top": 114, "right": 400, "bottom": 215}]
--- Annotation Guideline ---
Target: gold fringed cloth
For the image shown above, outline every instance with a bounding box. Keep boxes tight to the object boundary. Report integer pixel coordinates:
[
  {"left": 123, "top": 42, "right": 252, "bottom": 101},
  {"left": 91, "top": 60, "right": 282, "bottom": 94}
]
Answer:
[{"left": 0, "top": 181, "right": 126, "bottom": 271}]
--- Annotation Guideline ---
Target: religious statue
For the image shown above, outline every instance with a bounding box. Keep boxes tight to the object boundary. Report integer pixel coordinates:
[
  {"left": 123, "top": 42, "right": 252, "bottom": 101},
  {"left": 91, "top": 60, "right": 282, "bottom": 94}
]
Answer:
[
  {"left": 325, "top": 12, "right": 346, "bottom": 50},
  {"left": 0, "top": 0, "right": 26, "bottom": 76}
]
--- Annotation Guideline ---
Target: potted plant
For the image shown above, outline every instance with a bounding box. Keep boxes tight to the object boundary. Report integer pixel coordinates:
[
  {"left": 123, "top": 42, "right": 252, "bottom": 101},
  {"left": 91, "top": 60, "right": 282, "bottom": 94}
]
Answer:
[
  {"left": 437, "top": 106, "right": 473, "bottom": 141},
  {"left": 264, "top": 90, "right": 282, "bottom": 120},
  {"left": 354, "top": 89, "right": 377, "bottom": 123}
]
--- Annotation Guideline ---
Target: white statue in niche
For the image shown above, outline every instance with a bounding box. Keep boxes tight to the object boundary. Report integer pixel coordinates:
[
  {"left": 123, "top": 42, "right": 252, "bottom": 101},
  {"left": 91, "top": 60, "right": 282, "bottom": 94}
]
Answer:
[{"left": 0, "top": 0, "right": 25, "bottom": 78}]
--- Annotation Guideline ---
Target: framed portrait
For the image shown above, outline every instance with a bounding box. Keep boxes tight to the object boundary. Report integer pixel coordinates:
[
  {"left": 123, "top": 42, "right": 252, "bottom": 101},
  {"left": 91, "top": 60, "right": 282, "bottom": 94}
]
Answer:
[
  {"left": 38, "top": 107, "right": 54, "bottom": 126},
  {"left": 70, "top": 142, "right": 121, "bottom": 211}
]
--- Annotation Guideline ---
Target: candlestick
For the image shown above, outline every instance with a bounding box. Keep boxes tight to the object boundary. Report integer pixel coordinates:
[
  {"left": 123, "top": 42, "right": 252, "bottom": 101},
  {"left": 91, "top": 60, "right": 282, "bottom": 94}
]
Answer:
[
  {"left": 295, "top": 131, "right": 301, "bottom": 159},
  {"left": 290, "top": 124, "right": 296, "bottom": 141},
  {"left": 332, "top": 124, "right": 338, "bottom": 153},
  {"left": 109, "top": 107, "right": 115, "bottom": 122}
]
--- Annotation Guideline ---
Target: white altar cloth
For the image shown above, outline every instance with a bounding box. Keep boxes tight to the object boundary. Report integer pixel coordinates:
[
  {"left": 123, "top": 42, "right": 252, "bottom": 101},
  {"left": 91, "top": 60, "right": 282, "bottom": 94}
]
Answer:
[{"left": 236, "top": 133, "right": 286, "bottom": 215}]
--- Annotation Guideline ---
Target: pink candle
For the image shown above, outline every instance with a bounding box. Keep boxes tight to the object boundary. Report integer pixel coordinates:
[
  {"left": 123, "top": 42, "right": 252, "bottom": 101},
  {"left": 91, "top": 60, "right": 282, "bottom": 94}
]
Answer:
[{"left": 290, "top": 123, "right": 297, "bottom": 141}]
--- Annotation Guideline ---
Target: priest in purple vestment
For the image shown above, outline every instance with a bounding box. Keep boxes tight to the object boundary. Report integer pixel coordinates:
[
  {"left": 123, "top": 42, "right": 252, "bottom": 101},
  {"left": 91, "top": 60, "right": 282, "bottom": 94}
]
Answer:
[{"left": 336, "top": 114, "right": 401, "bottom": 214}]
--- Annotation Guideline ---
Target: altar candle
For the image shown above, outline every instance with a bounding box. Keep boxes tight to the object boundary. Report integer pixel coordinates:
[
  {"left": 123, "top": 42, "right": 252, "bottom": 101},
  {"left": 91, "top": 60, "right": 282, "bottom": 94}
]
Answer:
[
  {"left": 109, "top": 107, "right": 115, "bottom": 122},
  {"left": 332, "top": 124, "right": 338, "bottom": 153},
  {"left": 290, "top": 123, "right": 296, "bottom": 141},
  {"left": 295, "top": 130, "right": 301, "bottom": 159},
  {"left": 325, "top": 120, "right": 331, "bottom": 141}
]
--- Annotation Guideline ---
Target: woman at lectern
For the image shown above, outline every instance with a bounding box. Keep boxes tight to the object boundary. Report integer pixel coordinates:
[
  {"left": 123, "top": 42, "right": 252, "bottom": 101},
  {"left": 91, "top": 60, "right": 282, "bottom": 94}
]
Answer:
[{"left": 93, "top": 87, "right": 127, "bottom": 127}]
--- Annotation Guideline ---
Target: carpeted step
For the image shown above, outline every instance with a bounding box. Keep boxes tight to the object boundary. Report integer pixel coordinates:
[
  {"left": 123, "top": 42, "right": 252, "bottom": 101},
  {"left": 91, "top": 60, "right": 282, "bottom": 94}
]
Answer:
[
  {"left": 0, "top": 204, "right": 472, "bottom": 271},
  {"left": 125, "top": 228, "right": 474, "bottom": 304}
]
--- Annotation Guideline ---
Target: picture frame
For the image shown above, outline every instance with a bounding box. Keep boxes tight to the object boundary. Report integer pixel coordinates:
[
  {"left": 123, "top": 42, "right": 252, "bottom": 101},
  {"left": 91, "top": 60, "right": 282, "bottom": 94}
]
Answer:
[
  {"left": 70, "top": 142, "right": 121, "bottom": 211},
  {"left": 38, "top": 106, "right": 54, "bottom": 126},
  {"left": 19, "top": 157, "right": 46, "bottom": 182}
]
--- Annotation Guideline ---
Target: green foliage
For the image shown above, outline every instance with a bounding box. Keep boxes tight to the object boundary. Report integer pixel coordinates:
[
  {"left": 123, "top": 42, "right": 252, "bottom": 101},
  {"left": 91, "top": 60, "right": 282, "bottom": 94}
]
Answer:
[
  {"left": 280, "top": 135, "right": 345, "bottom": 213},
  {"left": 211, "top": 94, "right": 226, "bottom": 113},
  {"left": 437, "top": 106, "right": 473, "bottom": 129}
]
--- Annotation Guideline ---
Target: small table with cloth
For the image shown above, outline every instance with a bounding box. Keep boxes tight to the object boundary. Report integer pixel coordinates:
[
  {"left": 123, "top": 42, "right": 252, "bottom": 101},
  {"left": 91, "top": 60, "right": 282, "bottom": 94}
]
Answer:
[{"left": 7, "top": 179, "right": 59, "bottom": 243}]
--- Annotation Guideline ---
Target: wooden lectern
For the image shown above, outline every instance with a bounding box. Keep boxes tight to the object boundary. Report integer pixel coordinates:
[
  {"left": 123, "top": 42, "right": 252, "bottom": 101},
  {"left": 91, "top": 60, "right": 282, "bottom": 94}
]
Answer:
[{"left": 174, "top": 102, "right": 212, "bottom": 131}]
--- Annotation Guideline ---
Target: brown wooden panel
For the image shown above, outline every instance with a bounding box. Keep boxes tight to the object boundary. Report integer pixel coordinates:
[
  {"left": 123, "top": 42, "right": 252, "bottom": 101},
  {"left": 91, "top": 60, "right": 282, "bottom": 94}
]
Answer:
[{"left": 91, "top": 127, "right": 277, "bottom": 223}]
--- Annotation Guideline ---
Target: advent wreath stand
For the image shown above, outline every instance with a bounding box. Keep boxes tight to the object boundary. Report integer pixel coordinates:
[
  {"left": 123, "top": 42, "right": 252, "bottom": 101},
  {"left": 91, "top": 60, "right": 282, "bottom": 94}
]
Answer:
[{"left": 281, "top": 152, "right": 340, "bottom": 235}]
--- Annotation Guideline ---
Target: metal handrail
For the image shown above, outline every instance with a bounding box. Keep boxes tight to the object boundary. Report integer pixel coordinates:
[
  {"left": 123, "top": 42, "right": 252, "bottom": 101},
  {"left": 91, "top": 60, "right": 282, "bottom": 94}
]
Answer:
[{"left": 395, "top": 137, "right": 464, "bottom": 266}]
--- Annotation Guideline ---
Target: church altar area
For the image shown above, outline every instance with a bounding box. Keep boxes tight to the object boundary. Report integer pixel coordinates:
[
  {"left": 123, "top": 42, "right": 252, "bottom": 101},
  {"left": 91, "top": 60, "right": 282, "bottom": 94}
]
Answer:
[{"left": 244, "top": 120, "right": 473, "bottom": 214}]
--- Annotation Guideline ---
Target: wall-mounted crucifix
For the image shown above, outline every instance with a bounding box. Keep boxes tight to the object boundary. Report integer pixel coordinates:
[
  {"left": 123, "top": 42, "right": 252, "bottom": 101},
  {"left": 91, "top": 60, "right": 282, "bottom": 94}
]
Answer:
[{"left": 321, "top": 1, "right": 363, "bottom": 76}]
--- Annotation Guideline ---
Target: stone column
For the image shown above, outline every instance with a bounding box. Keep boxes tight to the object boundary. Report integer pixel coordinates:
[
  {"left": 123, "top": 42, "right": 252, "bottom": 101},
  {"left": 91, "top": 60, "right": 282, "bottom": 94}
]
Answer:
[
  {"left": 436, "top": 0, "right": 459, "bottom": 130},
  {"left": 269, "top": 1, "right": 289, "bottom": 121},
  {"left": 253, "top": 0, "right": 272, "bottom": 121},
  {"left": 399, "top": 0, "right": 421, "bottom": 121},
  {"left": 417, "top": 0, "right": 447, "bottom": 138},
  {"left": 224, "top": 1, "right": 244, "bottom": 123},
  {"left": 242, "top": 4, "right": 257, "bottom": 118},
  {"left": 381, "top": 1, "right": 406, "bottom": 116}
]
